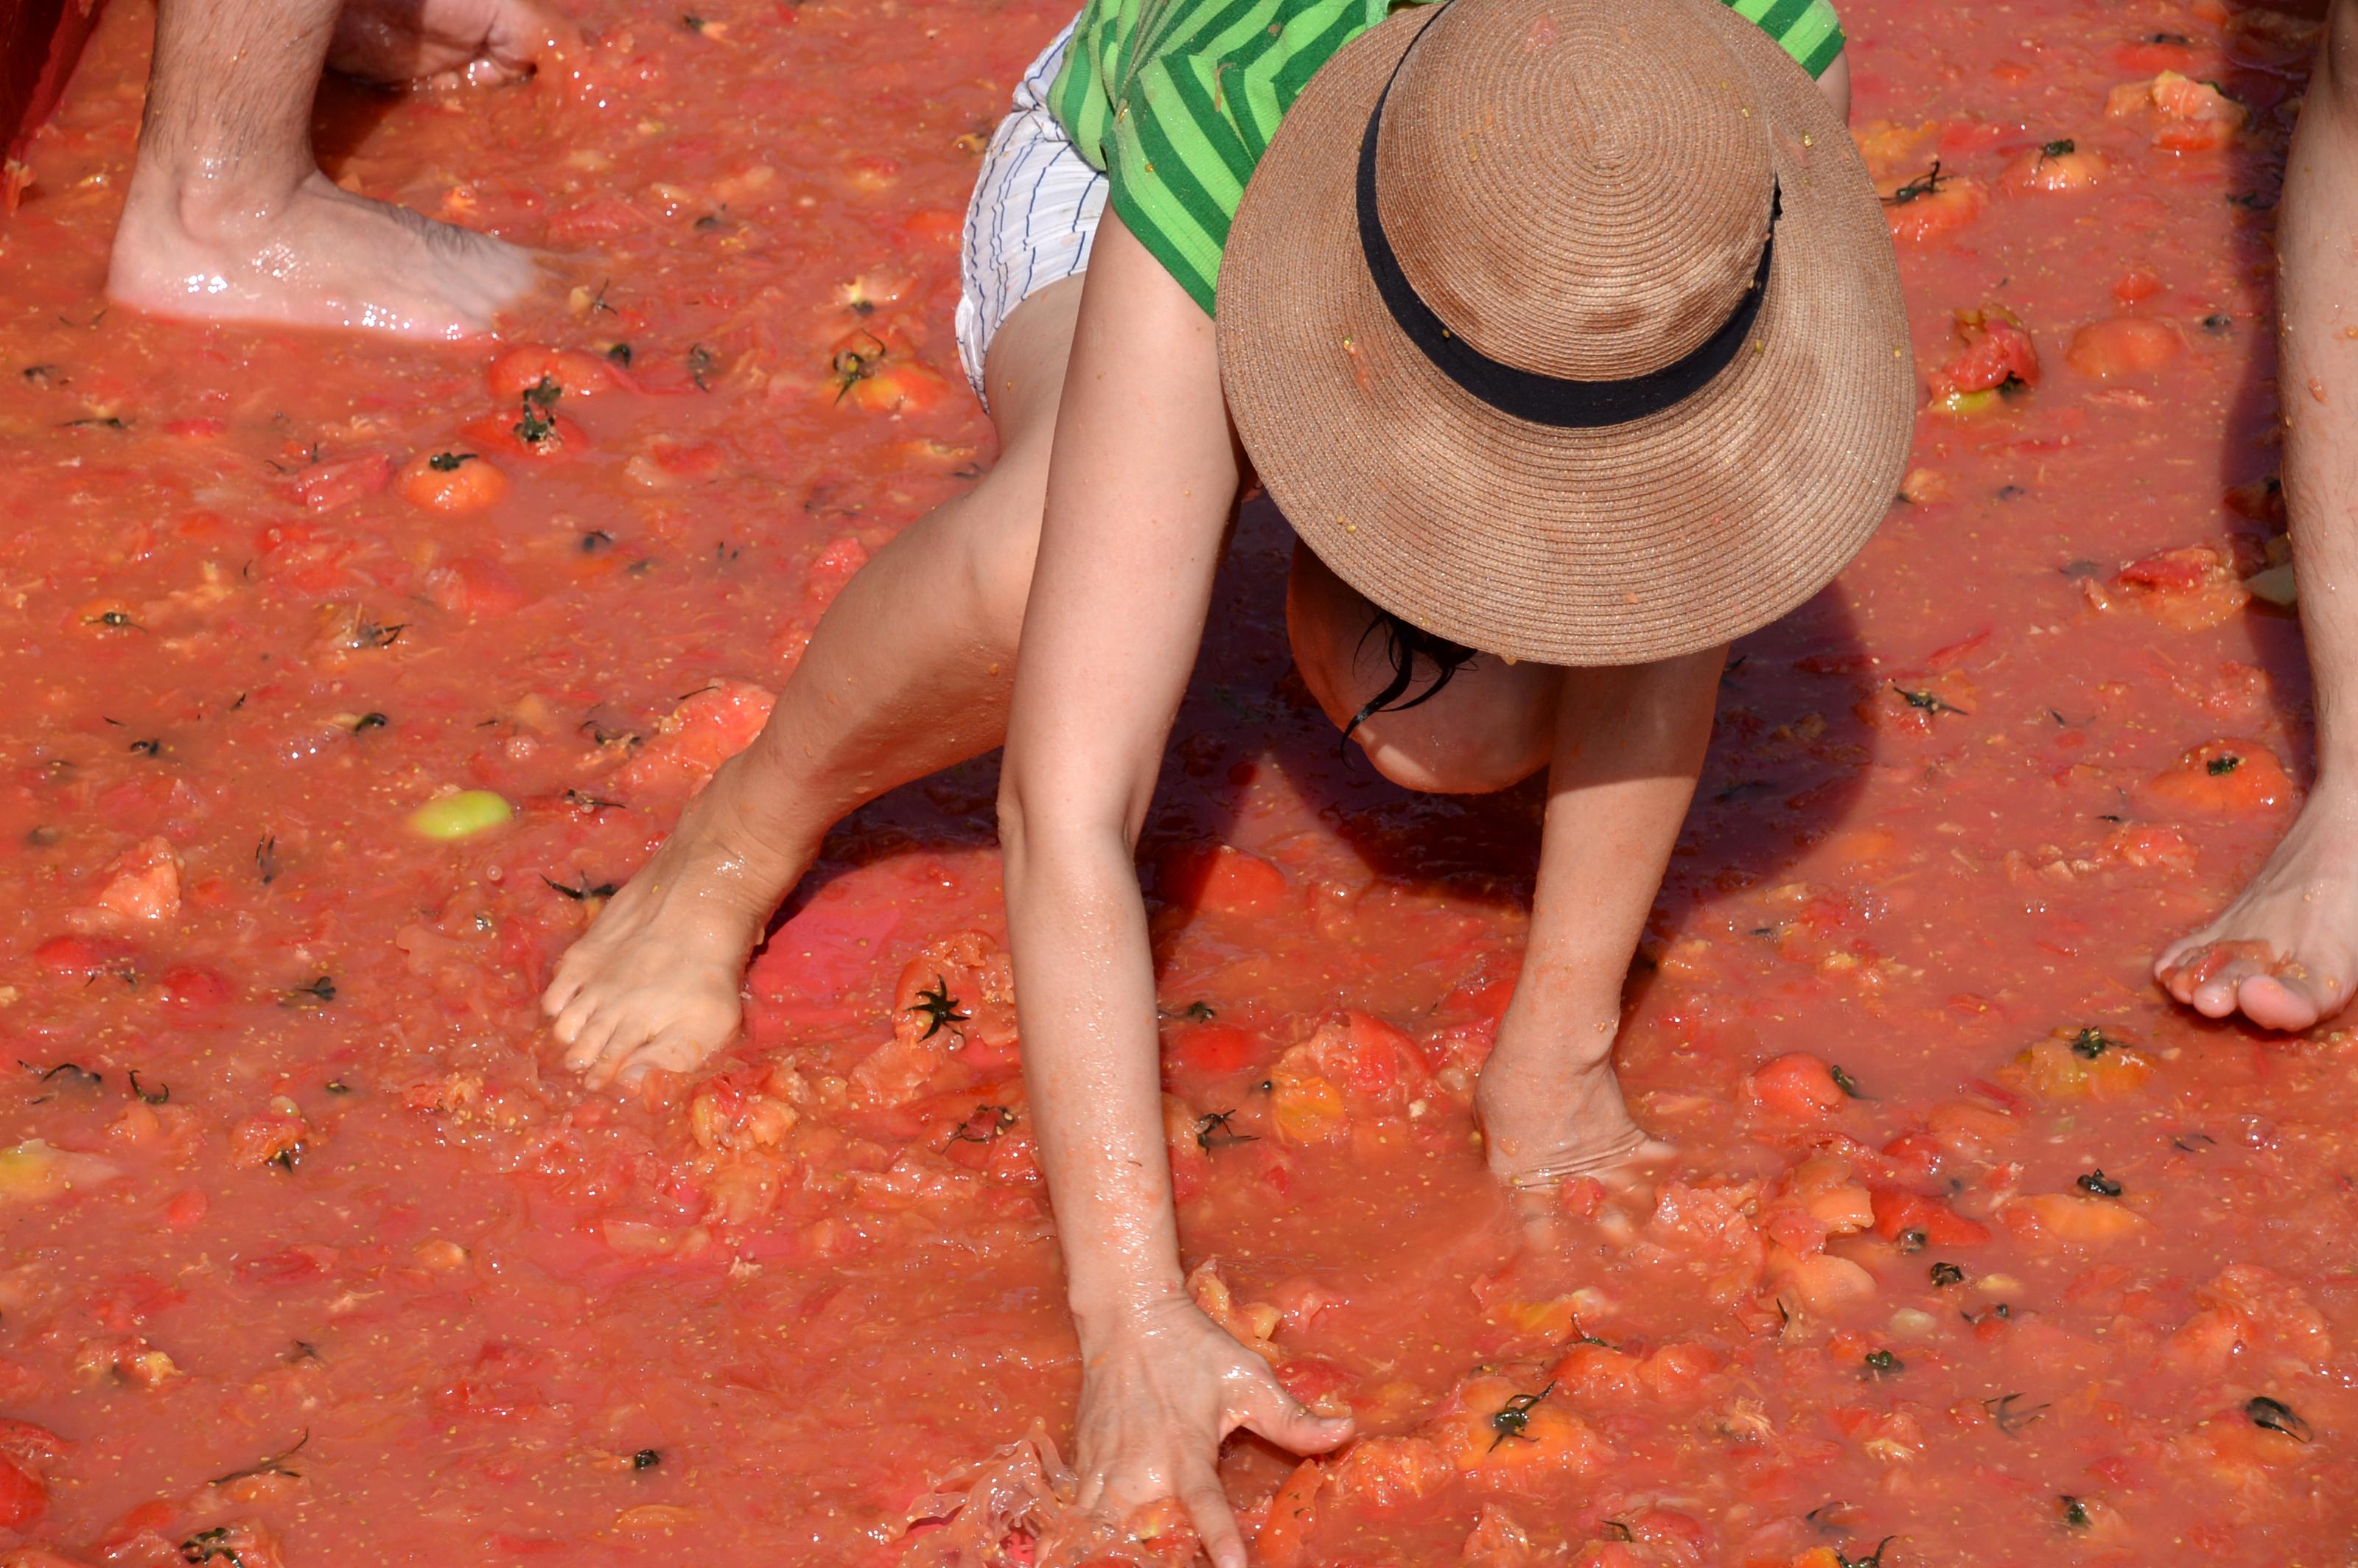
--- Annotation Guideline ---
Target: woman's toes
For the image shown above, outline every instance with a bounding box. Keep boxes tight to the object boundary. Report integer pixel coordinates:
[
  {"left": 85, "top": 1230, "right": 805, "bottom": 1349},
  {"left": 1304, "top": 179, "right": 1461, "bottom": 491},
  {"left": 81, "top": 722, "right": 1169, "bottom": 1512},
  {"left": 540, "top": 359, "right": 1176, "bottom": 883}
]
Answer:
[
  {"left": 2234, "top": 973, "right": 2319, "bottom": 1032},
  {"left": 581, "top": 1023, "right": 646, "bottom": 1091},
  {"left": 542, "top": 962, "right": 586, "bottom": 1018},
  {"left": 2189, "top": 969, "right": 2251, "bottom": 1018},
  {"left": 634, "top": 1023, "right": 720, "bottom": 1079},
  {"left": 553, "top": 993, "right": 604, "bottom": 1057},
  {"left": 565, "top": 1006, "right": 626, "bottom": 1076}
]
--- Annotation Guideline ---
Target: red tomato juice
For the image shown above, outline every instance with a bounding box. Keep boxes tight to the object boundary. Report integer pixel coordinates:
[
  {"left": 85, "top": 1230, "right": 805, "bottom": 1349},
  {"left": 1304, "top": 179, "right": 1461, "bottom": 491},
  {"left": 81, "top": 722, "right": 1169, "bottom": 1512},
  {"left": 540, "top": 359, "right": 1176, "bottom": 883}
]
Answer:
[{"left": 0, "top": 0, "right": 2352, "bottom": 1564}]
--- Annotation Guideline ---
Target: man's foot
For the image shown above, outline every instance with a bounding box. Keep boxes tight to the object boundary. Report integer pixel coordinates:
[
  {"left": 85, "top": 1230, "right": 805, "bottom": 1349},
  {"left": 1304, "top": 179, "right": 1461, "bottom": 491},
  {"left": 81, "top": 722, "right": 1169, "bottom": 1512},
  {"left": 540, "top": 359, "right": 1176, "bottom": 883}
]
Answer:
[
  {"left": 541, "top": 757, "right": 816, "bottom": 1089},
  {"left": 1474, "top": 1045, "right": 1673, "bottom": 1189},
  {"left": 329, "top": 0, "right": 559, "bottom": 85},
  {"left": 108, "top": 169, "right": 538, "bottom": 339},
  {"left": 2155, "top": 787, "right": 2358, "bottom": 1032}
]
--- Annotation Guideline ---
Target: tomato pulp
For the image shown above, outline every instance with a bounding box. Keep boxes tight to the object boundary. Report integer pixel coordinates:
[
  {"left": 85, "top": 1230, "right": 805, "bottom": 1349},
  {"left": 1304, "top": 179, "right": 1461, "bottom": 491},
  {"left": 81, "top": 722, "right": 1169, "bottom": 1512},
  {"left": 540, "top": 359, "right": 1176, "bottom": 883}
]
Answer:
[{"left": 1, "top": 0, "right": 2353, "bottom": 1564}]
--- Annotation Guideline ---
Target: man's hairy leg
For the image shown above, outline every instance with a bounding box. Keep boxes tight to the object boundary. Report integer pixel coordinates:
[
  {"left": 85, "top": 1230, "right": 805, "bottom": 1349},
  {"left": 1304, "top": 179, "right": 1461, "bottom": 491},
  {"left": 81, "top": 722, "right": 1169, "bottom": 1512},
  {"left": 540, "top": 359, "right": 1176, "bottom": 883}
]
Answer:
[{"left": 108, "top": 0, "right": 542, "bottom": 337}]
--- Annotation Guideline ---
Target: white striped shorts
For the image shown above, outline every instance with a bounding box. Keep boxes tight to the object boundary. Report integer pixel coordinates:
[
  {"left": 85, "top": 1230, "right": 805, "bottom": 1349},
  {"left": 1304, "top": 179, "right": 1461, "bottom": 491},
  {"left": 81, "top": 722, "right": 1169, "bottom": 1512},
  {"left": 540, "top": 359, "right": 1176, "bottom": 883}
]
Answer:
[{"left": 954, "top": 18, "right": 1108, "bottom": 408}]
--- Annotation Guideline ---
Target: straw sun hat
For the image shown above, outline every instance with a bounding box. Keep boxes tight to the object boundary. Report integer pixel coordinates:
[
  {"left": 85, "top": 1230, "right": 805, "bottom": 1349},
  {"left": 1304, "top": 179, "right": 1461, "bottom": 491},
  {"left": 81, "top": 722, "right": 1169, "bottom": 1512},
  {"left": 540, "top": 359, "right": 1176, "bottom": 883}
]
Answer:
[{"left": 1218, "top": 0, "right": 1914, "bottom": 666}]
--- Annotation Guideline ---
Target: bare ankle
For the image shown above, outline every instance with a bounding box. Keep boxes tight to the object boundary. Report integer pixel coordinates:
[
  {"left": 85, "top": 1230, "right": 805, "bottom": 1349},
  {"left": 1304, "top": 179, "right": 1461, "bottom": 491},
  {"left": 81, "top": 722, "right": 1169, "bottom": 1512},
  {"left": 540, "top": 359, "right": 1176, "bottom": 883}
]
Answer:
[
  {"left": 123, "top": 147, "right": 312, "bottom": 238},
  {"left": 700, "top": 752, "right": 832, "bottom": 866}
]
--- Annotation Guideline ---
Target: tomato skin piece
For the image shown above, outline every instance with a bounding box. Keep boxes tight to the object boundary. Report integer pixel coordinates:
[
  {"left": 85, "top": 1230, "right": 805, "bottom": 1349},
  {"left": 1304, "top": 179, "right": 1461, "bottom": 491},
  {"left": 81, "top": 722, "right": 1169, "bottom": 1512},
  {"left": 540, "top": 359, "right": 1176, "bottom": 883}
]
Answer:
[
  {"left": 1880, "top": 1129, "right": 1945, "bottom": 1179},
  {"left": 2106, "top": 71, "right": 2247, "bottom": 151},
  {"left": 88, "top": 835, "right": 181, "bottom": 923},
  {"left": 1157, "top": 843, "right": 1292, "bottom": 917},
  {"left": 1274, "top": 1354, "right": 1355, "bottom": 1415},
  {"left": 2116, "top": 547, "right": 2219, "bottom": 595},
  {"left": 1869, "top": 1189, "right": 1993, "bottom": 1247},
  {"left": 396, "top": 450, "right": 511, "bottom": 515},
  {"left": 2114, "top": 39, "right": 2194, "bottom": 74},
  {"left": 613, "top": 679, "right": 779, "bottom": 801},
  {"left": 1334, "top": 1010, "right": 1416, "bottom": 1099},
  {"left": 0, "top": 1453, "right": 46, "bottom": 1530},
  {"left": 2144, "top": 740, "right": 2292, "bottom": 816},
  {"left": 1925, "top": 307, "right": 2040, "bottom": 400},
  {"left": 485, "top": 346, "right": 627, "bottom": 402},
  {"left": 1937, "top": 118, "right": 2006, "bottom": 155},
  {"left": 1550, "top": 1342, "right": 1644, "bottom": 1407},
  {"left": 1743, "top": 1053, "right": 1847, "bottom": 1121},
  {"left": 1165, "top": 1021, "right": 1262, "bottom": 1078},
  {"left": 2004, "top": 1191, "right": 2151, "bottom": 1245},
  {"left": 1434, "top": 1375, "right": 1610, "bottom": 1478},
  {"left": 34, "top": 932, "right": 138, "bottom": 979},
  {"left": 1255, "top": 1459, "right": 1326, "bottom": 1568},
  {"left": 897, "top": 209, "right": 965, "bottom": 251},
  {"left": 426, "top": 556, "right": 534, "bottom": 620},
  {"left": 159, "top": 963, "right": 234, "bottom": 1014},
  {"left": 822, "top": 329, "right": 952, "bottom": 416},
  {"left": 287, "top": 450, "right": 393, "bottom": 511},
  {"left": 2066, "top": 316, "right": 2184, "bottom": 377},
  {"left": 842, "top": 360, "right": 951, "bottom": 415},
  {"left": 2000, "top": 144, "right": 2108, "bottom": 192},
  {"left": 1882, "top": 174, "right": 1987, "bottom": 244}
]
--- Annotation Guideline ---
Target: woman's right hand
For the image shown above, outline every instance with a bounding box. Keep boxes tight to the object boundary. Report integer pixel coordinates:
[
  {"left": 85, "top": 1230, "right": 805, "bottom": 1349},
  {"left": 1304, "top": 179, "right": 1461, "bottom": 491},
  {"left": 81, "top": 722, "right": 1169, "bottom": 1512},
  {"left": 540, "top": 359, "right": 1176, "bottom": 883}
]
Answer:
[{"left": 1071, "top": 1298, "right": 1353, "bottom": 1568}]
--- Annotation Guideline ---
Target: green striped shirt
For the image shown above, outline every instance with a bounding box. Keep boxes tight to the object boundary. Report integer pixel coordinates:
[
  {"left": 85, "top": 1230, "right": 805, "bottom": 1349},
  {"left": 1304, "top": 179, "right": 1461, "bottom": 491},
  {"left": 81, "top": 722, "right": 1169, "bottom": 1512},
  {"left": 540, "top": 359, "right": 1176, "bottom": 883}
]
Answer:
[{"left": 1045, "top": 0, "right": 1845, "bottom": 314}]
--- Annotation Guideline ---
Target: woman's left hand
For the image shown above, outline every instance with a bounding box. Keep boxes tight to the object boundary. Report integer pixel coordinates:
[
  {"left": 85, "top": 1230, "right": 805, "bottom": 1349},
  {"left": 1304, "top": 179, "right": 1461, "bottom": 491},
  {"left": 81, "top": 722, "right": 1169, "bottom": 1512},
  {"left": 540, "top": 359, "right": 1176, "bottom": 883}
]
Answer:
[{"left": 1070, "top": 1298, "right": 1352, "bottom": 1568}]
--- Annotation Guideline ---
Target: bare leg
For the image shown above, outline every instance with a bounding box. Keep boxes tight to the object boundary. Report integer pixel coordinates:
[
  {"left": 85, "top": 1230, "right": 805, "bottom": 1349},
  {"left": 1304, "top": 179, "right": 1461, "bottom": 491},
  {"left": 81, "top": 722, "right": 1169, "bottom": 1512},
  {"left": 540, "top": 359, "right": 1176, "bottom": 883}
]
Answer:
[
  {"left": 542, "top": 278, "right": 1084, "bottom": 1086},
  {"left": 1286, "top": 544, "right": 1713, "bottom": 1183},
  {"left": 2155, "top": 0, "right": 2358, "bottom": 1031},
  {"left": 108, "top": 0, "right": 545, "bottom": 337}
]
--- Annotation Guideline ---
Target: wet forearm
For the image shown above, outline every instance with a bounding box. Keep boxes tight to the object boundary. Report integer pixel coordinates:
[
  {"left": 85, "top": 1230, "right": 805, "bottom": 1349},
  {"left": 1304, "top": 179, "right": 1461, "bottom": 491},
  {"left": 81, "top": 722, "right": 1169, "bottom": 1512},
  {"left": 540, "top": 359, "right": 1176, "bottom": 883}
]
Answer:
[
  {"left": 1002, "top": 823, "right": 1187, "bottom": 1329},
  {"left": 1511, "top": 652, "right": 1722, "bottom": 1023}
]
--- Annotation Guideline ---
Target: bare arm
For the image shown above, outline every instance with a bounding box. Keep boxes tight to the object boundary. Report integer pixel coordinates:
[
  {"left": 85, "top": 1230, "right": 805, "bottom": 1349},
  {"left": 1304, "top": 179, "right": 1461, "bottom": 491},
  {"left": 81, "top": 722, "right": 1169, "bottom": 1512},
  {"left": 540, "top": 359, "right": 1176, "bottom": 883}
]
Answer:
[
  {"left": 1476, "top": 651, "right": 1724, "bottom": 1183},
  {"left": 1818, "top": 50, "right": 1850, "bottom": 121},
  {"left": 998, "top": 214, "right": 1350, "bottom": 1566},
  {"left": 1517, "top": 652, "right": 1724, "bottom": 1029}
]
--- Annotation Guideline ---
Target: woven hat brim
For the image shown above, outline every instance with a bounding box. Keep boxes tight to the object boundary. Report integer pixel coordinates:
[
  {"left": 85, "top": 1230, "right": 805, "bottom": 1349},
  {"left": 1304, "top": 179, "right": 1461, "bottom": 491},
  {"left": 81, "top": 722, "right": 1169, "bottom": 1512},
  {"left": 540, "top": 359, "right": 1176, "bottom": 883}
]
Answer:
[{"left": 1217, "top": 0, "right": 1916, "bottom": 666}]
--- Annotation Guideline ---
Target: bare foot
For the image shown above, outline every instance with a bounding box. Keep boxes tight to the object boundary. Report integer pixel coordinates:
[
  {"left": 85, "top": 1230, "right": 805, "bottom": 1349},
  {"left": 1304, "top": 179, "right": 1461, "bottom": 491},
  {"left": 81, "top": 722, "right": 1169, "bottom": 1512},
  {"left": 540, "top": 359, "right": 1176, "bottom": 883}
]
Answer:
[
  {"left": 541, "top": 757, "right": 816, "bottom": 1089},
  {"left": 329, "top": 0, "right": 560, "bottom": 85},
  {"left": 108, "top": 169, "right": 538, "bottom": 339},
  {"left": 2155, "top": 786, "right": 2358, "bottom": 1032},
  {"left": 1474, "top": 1042, "right": 1673, "bottom": 1189}
]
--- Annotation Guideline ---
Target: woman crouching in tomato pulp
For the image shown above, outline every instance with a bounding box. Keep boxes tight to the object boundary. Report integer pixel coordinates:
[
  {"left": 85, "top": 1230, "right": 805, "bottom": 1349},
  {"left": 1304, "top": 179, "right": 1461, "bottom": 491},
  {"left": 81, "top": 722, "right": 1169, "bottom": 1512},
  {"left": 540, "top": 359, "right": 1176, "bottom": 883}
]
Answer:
[{"left": 542, "top": 0, "right": 1911, "bottom": 1553}]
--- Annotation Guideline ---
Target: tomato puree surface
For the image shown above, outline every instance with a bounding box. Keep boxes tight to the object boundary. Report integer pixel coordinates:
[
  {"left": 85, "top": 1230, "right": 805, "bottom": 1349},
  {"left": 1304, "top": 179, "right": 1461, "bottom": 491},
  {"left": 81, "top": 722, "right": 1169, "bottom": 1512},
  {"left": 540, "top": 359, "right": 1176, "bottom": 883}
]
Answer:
[{"left": 1, "top": 0, "right": 2354, "bottom": 1564}]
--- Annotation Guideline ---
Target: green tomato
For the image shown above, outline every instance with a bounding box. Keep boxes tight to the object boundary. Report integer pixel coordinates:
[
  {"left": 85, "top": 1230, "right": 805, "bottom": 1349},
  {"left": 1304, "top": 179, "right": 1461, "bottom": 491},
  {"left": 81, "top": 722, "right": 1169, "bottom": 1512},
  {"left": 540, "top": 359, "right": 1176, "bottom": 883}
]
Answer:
[
  {"left": 1931, "top": 388, "right": 2001, "bottom": 419},
  {"left": 407, "top": 789, "right": 514, "bottom": 841},
  {"left": 2245, "top": 562, "right": 2297, "bottom": 608},
  {"left": 0, "top": 1141, "right": 64, "bottom": 1202}
]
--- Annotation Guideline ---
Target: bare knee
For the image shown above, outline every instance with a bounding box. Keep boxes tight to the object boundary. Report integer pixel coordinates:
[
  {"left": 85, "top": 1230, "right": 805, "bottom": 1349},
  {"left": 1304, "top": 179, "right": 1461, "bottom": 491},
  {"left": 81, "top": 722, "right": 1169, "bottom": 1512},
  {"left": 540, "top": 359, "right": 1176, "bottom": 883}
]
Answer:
[
  {"left": 2327, "top": 0, "right": 2358, "bottom": 113},
  {"left": 953, "top": 437, "right": 1049, "bottom": 637},
  {"left": 956, "top": 280, "right": 1080, "bottom": 634},
  {"left": 1287, "top": 539, "right": 1555, "bottom": 794},
  {"left": 1353, "top": 713, "right": 1551, "bottom": 795}
]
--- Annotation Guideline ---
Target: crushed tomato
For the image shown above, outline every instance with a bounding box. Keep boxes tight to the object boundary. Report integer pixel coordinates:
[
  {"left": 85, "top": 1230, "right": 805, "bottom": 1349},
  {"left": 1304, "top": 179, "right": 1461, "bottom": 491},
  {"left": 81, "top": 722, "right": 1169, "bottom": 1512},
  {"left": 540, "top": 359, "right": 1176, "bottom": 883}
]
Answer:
[{"left": 0, "top": 0, "right": 2351, "bottom": 1564}]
